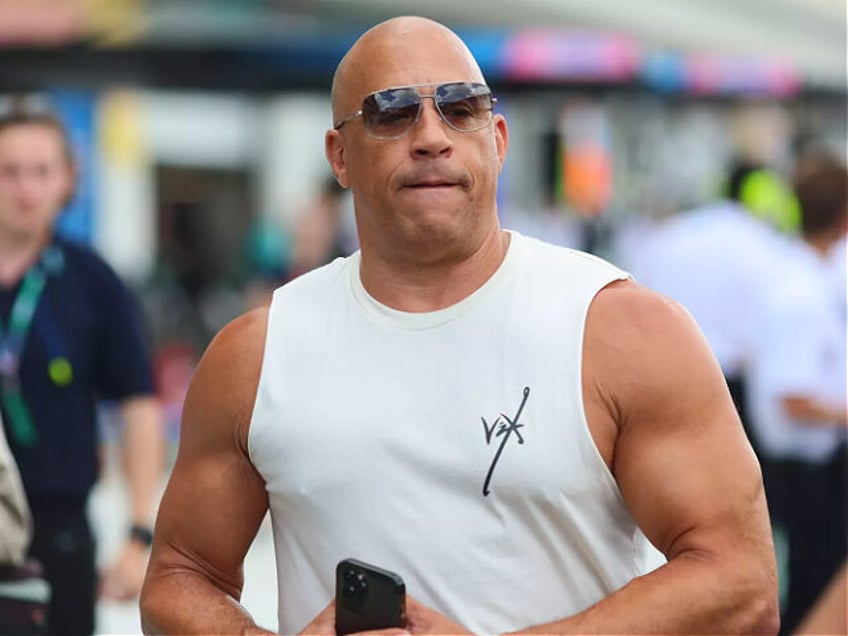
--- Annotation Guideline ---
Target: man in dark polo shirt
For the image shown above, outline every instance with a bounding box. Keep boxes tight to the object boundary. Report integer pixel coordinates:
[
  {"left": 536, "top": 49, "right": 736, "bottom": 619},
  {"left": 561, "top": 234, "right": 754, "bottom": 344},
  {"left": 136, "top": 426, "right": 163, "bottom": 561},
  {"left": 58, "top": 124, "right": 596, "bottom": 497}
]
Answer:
[{"left": 0, "top": 96, "right": 164, "bottom": 635}]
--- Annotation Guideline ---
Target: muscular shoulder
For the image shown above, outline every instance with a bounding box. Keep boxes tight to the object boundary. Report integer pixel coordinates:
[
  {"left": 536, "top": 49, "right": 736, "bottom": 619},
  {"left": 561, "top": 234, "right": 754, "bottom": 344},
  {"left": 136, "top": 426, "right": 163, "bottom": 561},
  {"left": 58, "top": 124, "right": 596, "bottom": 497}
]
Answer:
[
  {"left": 181, "top": 306, "right": 269, "bottom": 453},
  {"left": 586, "top": 279, "right": 706, "bottom": 356},
  {"left": 584, "top": 279, "right": 725, "bottom": 431}
]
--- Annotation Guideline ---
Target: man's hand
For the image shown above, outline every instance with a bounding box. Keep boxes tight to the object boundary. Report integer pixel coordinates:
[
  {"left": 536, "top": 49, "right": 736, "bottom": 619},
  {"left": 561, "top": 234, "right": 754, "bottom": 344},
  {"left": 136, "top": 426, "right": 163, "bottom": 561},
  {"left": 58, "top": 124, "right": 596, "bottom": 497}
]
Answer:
[
  {"left": 298, "top": 601, "right": 336, "bottom": 636},
  {"left": 299, "top": 601, "right": 411, "bottom": 636},
  {"left": 404, "top": 596, "right": 469, "bottom": 635},
  {"left": 99, "top": 539, "right": 148, "bottom": 601},
  {"left": 299, "top": 596, "right": 470, "bottom": 636}
]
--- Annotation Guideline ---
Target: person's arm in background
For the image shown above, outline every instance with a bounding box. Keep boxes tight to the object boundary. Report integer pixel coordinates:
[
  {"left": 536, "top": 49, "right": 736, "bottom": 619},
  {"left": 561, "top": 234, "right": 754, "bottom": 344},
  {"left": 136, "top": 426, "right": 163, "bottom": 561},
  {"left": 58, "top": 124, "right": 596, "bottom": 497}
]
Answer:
[
  {"left": 780, "top": 395, "right": 847, "bottom": 427},
  {"left": 758, "top": 281, "right": 847, "bottom": 428},
  {"left": 94, "top": 263, "right": 169, "bottom": 601},
  {"left": 140, "top": 307, "right": 273, "bottom": 635},
  {"left": 99, "top": 395, "right": 165, "bottom": 600}
]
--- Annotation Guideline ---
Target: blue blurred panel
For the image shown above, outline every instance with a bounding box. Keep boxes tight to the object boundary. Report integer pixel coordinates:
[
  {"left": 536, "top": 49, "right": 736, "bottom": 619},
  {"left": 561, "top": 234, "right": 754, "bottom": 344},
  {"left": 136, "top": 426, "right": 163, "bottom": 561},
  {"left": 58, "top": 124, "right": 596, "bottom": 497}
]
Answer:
[
  {"left": 642, "top": 51, "right": 687, "bottom": 93},
  {"left": 239, "top": 28, "right": 359, "bottom": 78},
  {"left": 455, "top": 28, "right": 512, "bottom": 81},
  {"left": 50, "top": 90, "right": 96, "bottom": 245},
  {"left": 240, "top": 26, "right": 512, "bottom": 83}
]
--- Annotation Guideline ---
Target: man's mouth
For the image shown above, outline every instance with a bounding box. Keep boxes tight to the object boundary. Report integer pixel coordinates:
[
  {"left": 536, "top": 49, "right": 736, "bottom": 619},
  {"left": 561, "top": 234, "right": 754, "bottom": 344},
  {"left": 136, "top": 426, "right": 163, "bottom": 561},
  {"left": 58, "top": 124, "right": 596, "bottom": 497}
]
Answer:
[{"left": 406, "top": 180, "right": 456, "bottom": 188}]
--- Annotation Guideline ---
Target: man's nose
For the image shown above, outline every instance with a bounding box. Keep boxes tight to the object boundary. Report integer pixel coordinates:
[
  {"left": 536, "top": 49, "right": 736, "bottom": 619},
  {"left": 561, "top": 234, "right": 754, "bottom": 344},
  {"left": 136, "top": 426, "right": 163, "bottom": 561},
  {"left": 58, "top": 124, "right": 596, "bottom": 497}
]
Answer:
[{"left": 408, "top": 97, "right": 452, "bottom": 156}]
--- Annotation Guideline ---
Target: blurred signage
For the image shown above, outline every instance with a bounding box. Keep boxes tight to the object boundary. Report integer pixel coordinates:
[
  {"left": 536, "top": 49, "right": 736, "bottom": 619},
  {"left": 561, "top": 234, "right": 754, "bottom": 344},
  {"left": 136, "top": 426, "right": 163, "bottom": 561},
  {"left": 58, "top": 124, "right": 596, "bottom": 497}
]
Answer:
[
  {"left": 686, "top": 54, "right": 800, "bottom": 96},
  {"left": 643, "top": 51, "right": 801, "bottom": 96},
  {"left": 501, "top": 29, "right": 641, "bottom": 82}
]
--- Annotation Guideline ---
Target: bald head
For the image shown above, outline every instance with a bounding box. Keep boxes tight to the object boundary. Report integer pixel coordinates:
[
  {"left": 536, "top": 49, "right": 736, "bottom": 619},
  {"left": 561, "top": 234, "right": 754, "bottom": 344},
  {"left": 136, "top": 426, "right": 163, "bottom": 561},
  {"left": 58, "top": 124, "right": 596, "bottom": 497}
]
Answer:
[{"left": 331, "top": 16, "right": 485, "bottom": 125}]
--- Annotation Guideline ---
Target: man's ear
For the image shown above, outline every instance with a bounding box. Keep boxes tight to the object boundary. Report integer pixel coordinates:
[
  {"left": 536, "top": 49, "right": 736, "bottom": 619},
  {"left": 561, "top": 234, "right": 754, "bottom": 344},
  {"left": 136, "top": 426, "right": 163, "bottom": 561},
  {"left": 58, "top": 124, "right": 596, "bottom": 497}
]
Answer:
[
  {"left": 325, "top": 129, "right": 350, "bottom": 188},
  {"left": 493, "top": 114, "right": 509, "bottom": 173}
]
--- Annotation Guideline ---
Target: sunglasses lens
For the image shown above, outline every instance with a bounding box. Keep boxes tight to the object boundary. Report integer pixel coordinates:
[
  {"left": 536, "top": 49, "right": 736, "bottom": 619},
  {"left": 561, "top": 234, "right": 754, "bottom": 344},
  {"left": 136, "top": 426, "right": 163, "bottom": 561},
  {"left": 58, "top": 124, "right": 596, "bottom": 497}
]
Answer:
[
  {"left": 435, "top": 83, "right": 494, "bottom": 132},
  {"left": 357, "top": 83, "right": 495, "bottom": 139},
  {"left": 363, "top": 88, "right": 422, "bottom": 139}
]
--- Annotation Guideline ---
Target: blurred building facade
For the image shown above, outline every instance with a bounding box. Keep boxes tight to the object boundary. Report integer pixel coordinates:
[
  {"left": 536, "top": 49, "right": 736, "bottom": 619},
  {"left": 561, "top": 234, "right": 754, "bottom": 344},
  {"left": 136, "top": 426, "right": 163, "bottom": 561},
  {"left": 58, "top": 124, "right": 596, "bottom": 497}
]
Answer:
[{"left": 0, "top": 0, "right": 844, "bottom": 299}]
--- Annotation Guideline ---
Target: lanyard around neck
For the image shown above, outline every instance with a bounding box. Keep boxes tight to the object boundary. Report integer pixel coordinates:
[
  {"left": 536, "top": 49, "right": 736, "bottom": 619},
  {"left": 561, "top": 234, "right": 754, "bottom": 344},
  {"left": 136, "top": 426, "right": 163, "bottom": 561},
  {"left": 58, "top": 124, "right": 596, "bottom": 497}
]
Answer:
[
  {"left": 0, "top": 265, "right": 49, "bottom": 362},
  {"left": 0, "top": 245, "right": 64, "bottom": 446}
]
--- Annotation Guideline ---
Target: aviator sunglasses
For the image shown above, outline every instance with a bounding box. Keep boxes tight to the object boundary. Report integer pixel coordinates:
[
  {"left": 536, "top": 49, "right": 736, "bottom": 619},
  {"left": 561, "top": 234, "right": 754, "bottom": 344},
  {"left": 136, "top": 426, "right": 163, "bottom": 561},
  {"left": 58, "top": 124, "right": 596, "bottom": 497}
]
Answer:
[{"left": 334, "top": 81, "right": 497, "bottom": 140}]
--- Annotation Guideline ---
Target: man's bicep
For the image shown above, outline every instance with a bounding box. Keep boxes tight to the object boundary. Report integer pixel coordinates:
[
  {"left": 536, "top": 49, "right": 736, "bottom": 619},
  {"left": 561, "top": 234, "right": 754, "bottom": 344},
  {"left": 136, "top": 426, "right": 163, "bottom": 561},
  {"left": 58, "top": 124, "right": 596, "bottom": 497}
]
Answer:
[
  {"left": 152, "top": 447, "right": 267, "bottom": 595},
  {"left": 149, "top": 310, "right": 270, "bottom": 597},
  {"left": 607, "top": 294, "right": 768, "bottom": 560}
]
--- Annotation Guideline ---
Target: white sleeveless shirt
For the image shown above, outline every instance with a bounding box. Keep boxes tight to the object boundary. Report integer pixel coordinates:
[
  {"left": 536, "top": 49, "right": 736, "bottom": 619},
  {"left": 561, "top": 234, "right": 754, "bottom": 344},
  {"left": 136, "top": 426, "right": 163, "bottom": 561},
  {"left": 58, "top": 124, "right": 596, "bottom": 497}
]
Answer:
[{"left": 249, "top": 232, "right": 665, "bottom": 634}]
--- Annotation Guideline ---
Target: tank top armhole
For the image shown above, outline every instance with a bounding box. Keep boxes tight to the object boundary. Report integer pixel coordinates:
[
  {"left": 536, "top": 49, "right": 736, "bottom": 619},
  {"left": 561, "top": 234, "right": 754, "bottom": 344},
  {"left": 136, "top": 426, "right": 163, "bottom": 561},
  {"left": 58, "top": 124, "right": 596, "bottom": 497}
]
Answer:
[
  {"left": 246, "top": 297, "right": 281, "bottom": 466},
  {"left": 573, "top": 270, "right": 633, "bottom": 508}
]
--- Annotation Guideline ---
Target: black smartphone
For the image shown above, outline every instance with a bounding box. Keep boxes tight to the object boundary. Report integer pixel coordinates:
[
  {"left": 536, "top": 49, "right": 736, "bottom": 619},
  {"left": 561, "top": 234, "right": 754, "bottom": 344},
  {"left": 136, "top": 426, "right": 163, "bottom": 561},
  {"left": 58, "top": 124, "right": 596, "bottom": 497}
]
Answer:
[{"left": 335, "top": 558, "right": 406, "bottom": 635}]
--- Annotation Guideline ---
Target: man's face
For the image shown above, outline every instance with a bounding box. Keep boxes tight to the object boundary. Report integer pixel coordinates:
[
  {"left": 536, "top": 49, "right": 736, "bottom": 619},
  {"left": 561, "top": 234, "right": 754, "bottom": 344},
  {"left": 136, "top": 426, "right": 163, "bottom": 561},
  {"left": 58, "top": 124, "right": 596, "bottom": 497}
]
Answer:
[
  {"left": 0, "top": 123, "right": 73, "bottom": 243},
  {"left": 327, "top": 29, "right": 508, "bottom": 261}
]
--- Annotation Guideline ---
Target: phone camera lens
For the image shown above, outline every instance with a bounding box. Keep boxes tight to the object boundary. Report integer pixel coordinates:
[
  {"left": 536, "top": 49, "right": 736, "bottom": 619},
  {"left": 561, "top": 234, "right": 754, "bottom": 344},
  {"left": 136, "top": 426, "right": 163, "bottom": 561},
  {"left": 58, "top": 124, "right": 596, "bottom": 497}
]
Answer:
[{"left": 343, "top": 583, "right": 358, "bottom": 597}]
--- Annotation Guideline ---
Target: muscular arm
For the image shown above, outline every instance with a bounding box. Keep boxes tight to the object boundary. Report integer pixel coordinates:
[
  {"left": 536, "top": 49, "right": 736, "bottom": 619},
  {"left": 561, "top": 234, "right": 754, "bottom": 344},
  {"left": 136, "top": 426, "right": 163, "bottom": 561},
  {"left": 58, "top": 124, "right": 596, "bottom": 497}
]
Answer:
[
  {"left": 520, "top": 281, "right": 779, "bottom": 634},
  {"left": 140, "top": 308, "right": 273, "bottom": 635}
]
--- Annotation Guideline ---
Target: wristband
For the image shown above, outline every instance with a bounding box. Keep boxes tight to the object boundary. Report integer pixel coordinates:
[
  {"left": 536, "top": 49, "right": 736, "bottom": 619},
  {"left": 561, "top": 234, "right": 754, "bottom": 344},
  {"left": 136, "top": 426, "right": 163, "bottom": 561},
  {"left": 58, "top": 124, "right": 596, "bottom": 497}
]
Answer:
[{"left": 129, "top": 524, "right": 154, "bottom": 547}]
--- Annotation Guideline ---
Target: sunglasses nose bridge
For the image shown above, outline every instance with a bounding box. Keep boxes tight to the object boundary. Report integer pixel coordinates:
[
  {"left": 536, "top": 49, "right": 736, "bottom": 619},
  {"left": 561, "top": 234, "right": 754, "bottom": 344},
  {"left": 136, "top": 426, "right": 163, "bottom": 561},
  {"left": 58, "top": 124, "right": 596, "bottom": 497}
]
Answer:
[
  {"left": 416, "top": 93, "right": 452, "bottom": 130},
  {"left": 418, "top": 93, "right": 440, "bottom": 116}
]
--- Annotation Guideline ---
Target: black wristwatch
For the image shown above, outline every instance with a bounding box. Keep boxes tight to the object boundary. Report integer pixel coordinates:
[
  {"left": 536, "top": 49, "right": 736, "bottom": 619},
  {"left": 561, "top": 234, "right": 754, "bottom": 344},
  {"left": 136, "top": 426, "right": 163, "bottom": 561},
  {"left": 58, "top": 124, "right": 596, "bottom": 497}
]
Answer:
[{"left": 129, "top": 524, "right": 154, "bottom": 548}]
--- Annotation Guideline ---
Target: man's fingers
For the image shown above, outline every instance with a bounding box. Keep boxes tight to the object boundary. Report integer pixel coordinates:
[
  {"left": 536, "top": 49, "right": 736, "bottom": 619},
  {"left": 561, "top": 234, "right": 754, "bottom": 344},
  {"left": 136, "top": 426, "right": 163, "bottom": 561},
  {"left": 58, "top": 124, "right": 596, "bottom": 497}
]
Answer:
[{"left": 299, "top": 600, "right": 336, "bottom": 635}]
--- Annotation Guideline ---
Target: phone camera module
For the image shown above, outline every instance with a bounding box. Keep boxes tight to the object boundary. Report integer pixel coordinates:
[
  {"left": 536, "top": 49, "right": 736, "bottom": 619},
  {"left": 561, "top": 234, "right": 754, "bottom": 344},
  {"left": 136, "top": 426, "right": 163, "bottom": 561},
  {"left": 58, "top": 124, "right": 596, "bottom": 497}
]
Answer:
[
  {"left": 342, "top": 568, "right": 368, "bottom": 603},
  {"left": 343, "top": 583, "right": 359, "bottom": 597}
]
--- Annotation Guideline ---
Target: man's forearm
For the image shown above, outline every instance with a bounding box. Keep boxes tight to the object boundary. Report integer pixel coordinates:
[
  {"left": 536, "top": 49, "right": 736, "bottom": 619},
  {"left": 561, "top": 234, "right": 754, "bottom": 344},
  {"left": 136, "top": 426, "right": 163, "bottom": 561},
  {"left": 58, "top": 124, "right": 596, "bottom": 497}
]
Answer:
[
  {"left": 511, "top": 552, "right": 779, "bottom": 635},
  {"left": 120, "top": 396, "right": 165, "bottom": 525}
]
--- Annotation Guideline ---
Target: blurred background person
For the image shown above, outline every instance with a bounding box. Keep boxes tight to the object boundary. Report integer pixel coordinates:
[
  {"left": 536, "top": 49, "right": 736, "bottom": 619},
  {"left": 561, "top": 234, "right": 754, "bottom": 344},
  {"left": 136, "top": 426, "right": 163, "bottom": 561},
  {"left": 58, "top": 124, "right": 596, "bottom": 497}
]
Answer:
[
  {"left": 242, "top": 173, "right": 354, "bottom": 309},
  {"left": 241, "top": 212, "right": 291, "bottom": 310},
  {"left": 286, "top": 173, "right": 353, "bottom": 281},
  {"left": 0, "top": 97, "right": 164, "bottom": 635},
  {"left": 628, "top": 158, "right": 795, "bottom": 455},
  {"left": 745, "top": 151, "right": 847, "bottom": 635}
]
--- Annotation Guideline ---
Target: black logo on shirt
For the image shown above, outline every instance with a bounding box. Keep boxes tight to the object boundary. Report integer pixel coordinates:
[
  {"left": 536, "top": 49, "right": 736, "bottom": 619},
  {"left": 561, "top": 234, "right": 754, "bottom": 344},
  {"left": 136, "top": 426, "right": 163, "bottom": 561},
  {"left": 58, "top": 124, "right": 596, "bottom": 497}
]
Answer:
[{"left": 481, "top": 386, "right": 530, "bottom": 496}]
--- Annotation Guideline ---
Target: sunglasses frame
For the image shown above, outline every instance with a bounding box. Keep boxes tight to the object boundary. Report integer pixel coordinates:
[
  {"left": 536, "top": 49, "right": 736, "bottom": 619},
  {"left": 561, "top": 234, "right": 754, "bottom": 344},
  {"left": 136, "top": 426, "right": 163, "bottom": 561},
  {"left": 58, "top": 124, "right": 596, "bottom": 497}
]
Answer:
[{"left": 333, "top": 81, "right": 497, "bottom": 140}]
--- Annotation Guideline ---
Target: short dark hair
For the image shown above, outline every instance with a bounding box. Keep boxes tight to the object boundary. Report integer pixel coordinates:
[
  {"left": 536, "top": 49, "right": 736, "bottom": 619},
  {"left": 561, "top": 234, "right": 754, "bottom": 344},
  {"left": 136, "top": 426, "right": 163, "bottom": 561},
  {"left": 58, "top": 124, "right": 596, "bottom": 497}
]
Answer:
[
  {"left": 0, "top": 94, "right": 74, "bottom": 166},
  {"left": 792, "top": 152, "right": 848, "bottom": 236}
]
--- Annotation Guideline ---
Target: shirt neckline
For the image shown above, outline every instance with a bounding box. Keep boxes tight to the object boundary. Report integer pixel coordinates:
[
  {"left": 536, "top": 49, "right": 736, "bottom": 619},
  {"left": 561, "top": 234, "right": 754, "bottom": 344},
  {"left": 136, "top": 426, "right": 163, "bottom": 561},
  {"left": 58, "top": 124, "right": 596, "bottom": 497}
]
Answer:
[{"left": 348, "top": 230, "right": 522, "bottom": 331}]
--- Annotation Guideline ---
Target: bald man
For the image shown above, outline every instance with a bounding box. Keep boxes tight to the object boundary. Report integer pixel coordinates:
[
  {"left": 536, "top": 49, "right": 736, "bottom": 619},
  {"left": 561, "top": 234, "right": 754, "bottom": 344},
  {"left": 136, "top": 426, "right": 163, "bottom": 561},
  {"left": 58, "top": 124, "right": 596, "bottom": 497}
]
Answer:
[{"left": 140, "top": 17, "right": 779, "bottom": 635}]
